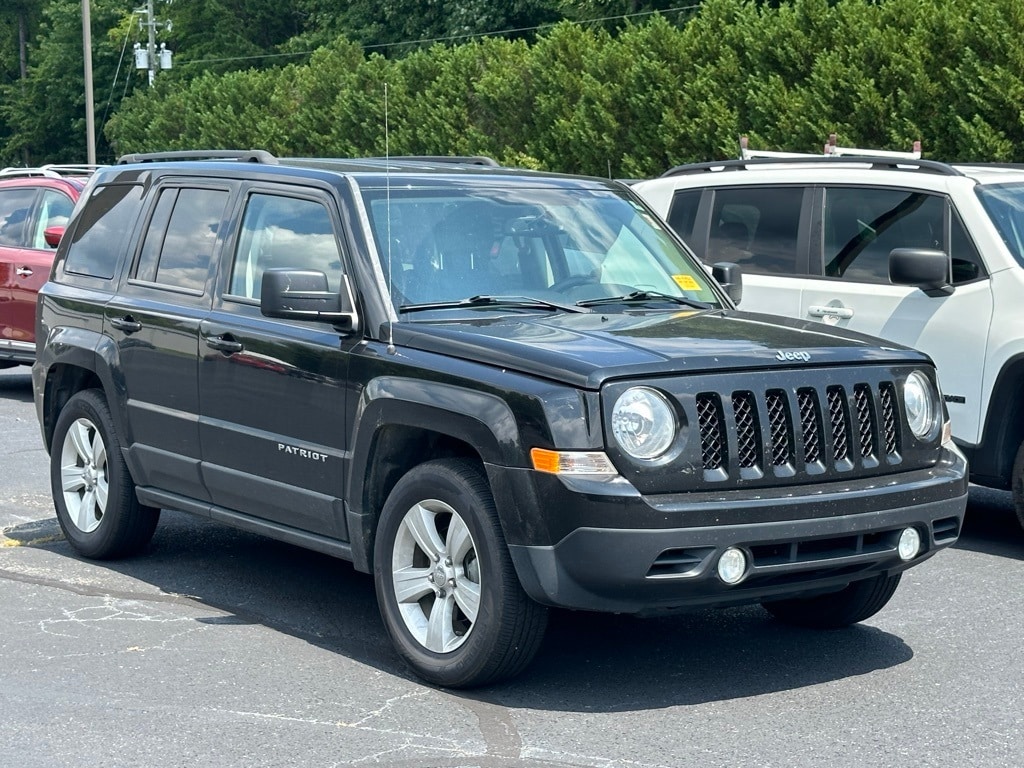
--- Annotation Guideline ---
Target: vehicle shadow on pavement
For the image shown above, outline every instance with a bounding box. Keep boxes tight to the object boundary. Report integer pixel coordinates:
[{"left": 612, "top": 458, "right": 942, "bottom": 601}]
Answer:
[
  {"left": 0, "top": 370, "right": 33, "bottom": 403},
  {"left": 5, "top": 510, "right": 914, "bottom": 710},
  {"left": 955, "top": 486, "right": 1024, "bottom": 561},
  {"left": 499, "top": 605, "right": 909, "bottom": 709}
]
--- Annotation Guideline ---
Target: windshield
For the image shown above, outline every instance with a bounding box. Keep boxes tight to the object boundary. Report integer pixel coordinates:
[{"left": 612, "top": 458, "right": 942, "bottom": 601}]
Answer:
[
  {"left": 358, "top": 182, "right": 722, "bottom": 313},
  {"left": 977, "top": 182, "right": 1024, "bottom": 266}
]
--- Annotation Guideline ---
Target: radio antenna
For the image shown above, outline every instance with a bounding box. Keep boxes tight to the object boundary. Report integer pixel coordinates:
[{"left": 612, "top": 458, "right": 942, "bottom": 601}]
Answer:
[{"left": 385, "top": 82, "right": 396, "bottom": 355}]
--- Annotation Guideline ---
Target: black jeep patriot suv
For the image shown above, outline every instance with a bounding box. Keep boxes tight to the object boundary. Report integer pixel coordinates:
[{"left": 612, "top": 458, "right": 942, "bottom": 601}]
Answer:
[{"left": 33, "top": 151, "right": 968, "bottom": 687}]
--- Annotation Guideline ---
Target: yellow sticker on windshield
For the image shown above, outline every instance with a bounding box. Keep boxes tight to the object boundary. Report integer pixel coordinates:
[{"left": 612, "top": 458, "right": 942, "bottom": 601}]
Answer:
[{"left": 673, "top": 274, "right": 701, "bottom": 291}]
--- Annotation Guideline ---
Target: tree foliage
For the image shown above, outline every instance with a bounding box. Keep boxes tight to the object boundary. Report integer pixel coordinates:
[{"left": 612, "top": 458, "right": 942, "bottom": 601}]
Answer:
[{"left": 6, "top": 0, "right": 1024, "bottom": 171}]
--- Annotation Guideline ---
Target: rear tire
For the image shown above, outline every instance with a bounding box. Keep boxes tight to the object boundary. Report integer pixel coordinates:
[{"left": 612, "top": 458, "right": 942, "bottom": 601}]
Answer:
[
  {"left": 1010, "top": 441, "right": 1024, "bottom": 530},
  {"left": 761, "top": 572, "right": 902, "bottom": 629},
  {"left": 373, "top": 458, "right": 548, "bottom": 688},
  {"left": 50, "top": 389, "right": 160, "bottom": 559}
]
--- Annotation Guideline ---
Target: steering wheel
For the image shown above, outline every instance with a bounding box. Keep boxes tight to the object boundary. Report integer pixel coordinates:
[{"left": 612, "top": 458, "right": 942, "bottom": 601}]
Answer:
[{"left": 549, "top": 275, "right": 597, "bottom": 293}]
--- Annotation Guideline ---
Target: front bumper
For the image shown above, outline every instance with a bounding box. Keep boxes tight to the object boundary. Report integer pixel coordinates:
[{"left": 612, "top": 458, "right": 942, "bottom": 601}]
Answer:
[{"left": 496, "top": 445, "right": 968, "bottom": 615}]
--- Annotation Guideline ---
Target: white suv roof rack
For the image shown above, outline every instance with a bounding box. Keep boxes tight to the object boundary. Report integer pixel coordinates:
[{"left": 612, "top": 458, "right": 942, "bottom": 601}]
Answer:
[
  {"left": 0, "top": 163, "right": 105, "bottom": 179},
  {"left": 739, "top": 134, "right": 922, "bottom": 161}
]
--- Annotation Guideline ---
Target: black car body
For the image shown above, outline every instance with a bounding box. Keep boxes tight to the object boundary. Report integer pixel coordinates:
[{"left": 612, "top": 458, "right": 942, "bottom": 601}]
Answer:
[{"left": 33, "top": 153, "right": 968, "bottom": 687}]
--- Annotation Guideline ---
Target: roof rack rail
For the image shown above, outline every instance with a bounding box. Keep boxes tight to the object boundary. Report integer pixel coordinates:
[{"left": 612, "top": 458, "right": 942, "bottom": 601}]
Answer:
[
  {"left": 739, "top": 134, "right": 922, "bottom": 161},
  {"left": 366, "top": 155, "right": 501, "bottom": 167},
  {"left": 0, "top": 163, "right": 105, "bottom": 179},
  {"left": 660, "top": 154, "right": 964, "bottom": 179},
  {"left": 116, "top": 149, "right": 278, "bottom": 165}
]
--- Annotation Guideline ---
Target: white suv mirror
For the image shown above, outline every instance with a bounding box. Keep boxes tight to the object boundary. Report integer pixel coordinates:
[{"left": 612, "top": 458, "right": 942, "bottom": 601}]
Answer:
[{"left": 889, "top": 248, "right": 953, "bottom": 297}]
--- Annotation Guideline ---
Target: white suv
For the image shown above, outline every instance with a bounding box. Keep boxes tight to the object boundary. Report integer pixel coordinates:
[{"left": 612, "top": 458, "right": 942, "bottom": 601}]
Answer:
[{"left": 634, "top": 150, "right": 1024, "bottom": 529}]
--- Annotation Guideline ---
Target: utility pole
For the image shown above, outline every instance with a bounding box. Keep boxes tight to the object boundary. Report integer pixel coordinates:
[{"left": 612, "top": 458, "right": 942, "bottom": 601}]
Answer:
[
  {"left": 19, "top": 8, "right": 29, "bottom": 165},
  {"left": 145, "top": 0, "right": 156, "bottom": 86},
  {"left": 82, "top": 0, "right": 96, "bottom": 164},
  {"left": 133, "top": 0, "right": 173, "bottom": 87}
]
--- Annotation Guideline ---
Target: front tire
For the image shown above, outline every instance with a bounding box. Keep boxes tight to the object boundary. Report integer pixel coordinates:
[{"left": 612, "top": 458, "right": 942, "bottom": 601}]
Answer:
[
  {"left": 50, "top": 389, "right": 160, "bottom": 559},
  {"left": 1010, "top": 441, "right": 1024, "bottom": 530},
  {"left": 761, "top": 572, "right": 902, "bottom": 629},
  {"left": 373, "top": 458, "right": 548, "bottom": 688}
]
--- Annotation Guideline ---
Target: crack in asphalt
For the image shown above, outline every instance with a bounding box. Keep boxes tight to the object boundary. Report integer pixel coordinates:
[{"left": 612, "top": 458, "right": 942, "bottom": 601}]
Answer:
[{"left": 0, "top": 565, "right": 208, "bottom": 607}]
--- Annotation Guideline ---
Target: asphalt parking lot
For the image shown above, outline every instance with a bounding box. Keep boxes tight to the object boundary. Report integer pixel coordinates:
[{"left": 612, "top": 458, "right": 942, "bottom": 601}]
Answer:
[{"left": 1, "top": 366, "right": 1022, "bottom": 767}]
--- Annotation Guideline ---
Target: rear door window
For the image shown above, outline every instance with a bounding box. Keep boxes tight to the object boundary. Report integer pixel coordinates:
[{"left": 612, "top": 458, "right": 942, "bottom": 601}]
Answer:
[
  {"left": 707, "top": 187, "right": 804, "bottom": 275},
  {"left": 133, "top": 186, "right": 230, "bottom": 294}
]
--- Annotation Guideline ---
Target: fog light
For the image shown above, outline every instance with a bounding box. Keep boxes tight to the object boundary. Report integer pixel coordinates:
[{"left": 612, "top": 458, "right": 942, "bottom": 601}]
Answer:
[
  {"left": 717, "top": 547, "right": 748, "bottom": 585},
  {"left": 898, "top": 527, "right": 922, "bottom": 561}
]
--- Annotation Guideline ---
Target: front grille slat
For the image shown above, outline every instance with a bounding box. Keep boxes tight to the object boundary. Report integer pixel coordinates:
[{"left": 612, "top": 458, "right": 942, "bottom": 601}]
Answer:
[
  {"left": 879, "top": 382, "right": 900, "bottom": 456},
  {"left": 854, "top": 383, "right": 876, "bottom": 461},
  {"left": 696, "top": 393, "right": 725, "bottom": 472},
  {"left": 797, "top": 388, "right": 823, "bottom": 466},
  {"left": 765, "top": 390, "right": 792, "bottom": 468},
  {"left": 693, "top": 378, "right": 902, "bottom": 484},
  {"left": 732, "top": 391, "right": 760, "bottom": 470},
  {"left": 827, "top": 385, "right": 852, "bottom": 467}
]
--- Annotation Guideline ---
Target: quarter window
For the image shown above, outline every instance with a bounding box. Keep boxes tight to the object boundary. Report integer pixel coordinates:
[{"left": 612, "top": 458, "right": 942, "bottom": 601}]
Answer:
[
  {"left": 949, "top": 210, "right": 985, "bottom": 284},
  {"left": 667, "top": 189, "right": 701, "bottom": 243},
  {"left": 65, "top": 184, "right": 144, "bottom": 279}
]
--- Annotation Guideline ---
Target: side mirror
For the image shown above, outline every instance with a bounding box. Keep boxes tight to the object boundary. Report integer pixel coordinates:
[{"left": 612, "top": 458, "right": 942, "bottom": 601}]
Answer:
[
  {"left": 889, "top": 248, "right": 953, "bottom": 297},
  {"left": 43, "top": 225, "right": 65, "bottom": 248},
  {"left": 260, "top": 269, "right": 357, "bottom": 330},
  {"left": 712, "top": 261, "right": 743, "bottom": 305}
]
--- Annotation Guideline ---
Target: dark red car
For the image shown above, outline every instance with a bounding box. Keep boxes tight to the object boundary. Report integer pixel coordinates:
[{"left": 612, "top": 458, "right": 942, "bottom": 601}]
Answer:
[{"left": 0, "top": 165, "right": 99, "bottom": 367}]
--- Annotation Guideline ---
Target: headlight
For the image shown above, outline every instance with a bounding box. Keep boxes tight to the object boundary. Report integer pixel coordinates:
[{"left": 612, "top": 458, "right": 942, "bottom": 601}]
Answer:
[
  {"left": 904, "top": 370, "right": 941, "bottom": 441},
  {"left": 611, "top": 387, "right": 676, "bottom": 459}
]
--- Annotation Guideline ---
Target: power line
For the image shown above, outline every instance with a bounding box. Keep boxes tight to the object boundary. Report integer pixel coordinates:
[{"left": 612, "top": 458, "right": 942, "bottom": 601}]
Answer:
[{"left": 175, "top": 5, "right": 701, "bottom": 70}]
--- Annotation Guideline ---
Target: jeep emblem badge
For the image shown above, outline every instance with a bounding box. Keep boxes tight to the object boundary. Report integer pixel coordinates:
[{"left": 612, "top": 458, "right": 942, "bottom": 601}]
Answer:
[{"left": 776, "top": 350, "right": 811, "bottom": 362}]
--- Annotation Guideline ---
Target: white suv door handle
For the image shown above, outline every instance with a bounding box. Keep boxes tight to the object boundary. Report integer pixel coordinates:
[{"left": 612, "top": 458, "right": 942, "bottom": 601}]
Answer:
[{"left": 808, "top": 305, "right": 854, "bottom": 319}]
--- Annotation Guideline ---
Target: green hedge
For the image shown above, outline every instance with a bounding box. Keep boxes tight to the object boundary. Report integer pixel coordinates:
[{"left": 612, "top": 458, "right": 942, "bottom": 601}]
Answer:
[{"left": 106, "top": 0, "right": 1024, "bottom": 177}]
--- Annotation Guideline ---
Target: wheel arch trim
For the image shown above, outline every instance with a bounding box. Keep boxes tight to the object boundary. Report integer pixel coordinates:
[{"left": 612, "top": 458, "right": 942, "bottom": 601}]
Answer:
[
  {"left": 38, "top": 328, "right": 127, "bottom": 452},
  {"left": 345, "top": 376, "right": 521, "bottom": 572},
  {"left": 971, "top": 352, "right": 1024, "bottom": 486}
]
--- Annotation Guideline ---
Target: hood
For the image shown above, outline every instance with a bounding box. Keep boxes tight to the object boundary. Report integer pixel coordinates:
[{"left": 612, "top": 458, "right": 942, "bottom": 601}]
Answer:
[{"left": 393, "top": 308, "right": 927, "bottom": 389}]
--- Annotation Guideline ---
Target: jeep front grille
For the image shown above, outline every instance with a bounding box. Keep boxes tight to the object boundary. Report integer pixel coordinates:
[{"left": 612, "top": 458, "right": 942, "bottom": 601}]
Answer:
[{"left": 695, "top": 379, "right": 902, "bottom": 483}]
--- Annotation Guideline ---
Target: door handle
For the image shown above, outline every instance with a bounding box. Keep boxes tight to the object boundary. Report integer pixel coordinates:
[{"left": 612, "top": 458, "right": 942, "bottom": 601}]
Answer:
[
  {"left": 808, "top": 305, "right": 854, "bottom": 319},
  {"left": 205, "top": 335, "right": 244, "bottom": 354},
  {"left": 109, "top": 316, "right": 142, "bottom": 333},
  {"left": 15, "top": 266, "right": 32, "bottom": 277}
]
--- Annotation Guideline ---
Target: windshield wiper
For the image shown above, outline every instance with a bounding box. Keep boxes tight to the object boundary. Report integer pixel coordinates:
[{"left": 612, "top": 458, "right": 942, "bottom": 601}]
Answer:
[
  {"left": 400, "top": 295, "right": 591, "bottom": 314},
  {"left": 575, "top": 290, "right": 715, "bottom": 310}
]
